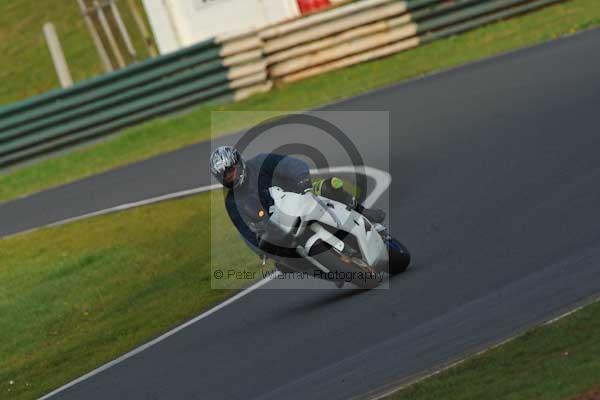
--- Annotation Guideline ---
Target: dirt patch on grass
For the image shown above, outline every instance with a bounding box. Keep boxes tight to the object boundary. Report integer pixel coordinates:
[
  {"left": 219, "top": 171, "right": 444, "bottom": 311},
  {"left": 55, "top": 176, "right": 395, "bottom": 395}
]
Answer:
[{"left": 572, "top": 387, "right": 600, "bottom": 400}]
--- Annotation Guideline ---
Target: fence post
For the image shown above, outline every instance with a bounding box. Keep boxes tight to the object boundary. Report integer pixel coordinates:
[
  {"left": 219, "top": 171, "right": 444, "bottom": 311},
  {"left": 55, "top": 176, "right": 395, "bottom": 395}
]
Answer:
[
  {"left": 127, "top": 0, "right": 157, "bottom": 57},
  {"left": 43, "top": 22, "right": 74, "bottom": 88},
  {"left": 94, "top": 0, "right": 126, "bottom": 68},
  {"left": 77, "top": 0, "right": 113, "bottom": 72},
  {"left": 109, "top": 0, "right": 137, "bottom": 60}
]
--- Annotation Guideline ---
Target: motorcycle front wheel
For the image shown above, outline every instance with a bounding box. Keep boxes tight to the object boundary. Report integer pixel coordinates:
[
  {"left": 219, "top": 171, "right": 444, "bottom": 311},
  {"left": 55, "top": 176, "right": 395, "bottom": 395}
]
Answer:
[{"left": 386, "top": 238, "right": 411, "bottom": 275}]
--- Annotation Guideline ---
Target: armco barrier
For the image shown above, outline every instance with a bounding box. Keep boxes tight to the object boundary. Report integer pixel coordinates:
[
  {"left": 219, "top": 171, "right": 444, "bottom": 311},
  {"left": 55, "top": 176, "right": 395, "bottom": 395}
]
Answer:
[
  {"left": 0, "top": 0, "right": 565, "bottom": 168},
  {"left": 0, "top": 33, "right": 270, "bottom": 167}
]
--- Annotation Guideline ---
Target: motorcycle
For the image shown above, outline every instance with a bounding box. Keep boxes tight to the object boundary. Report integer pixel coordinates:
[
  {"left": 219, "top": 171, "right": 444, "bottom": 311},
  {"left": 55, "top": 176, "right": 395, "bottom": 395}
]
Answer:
[{"left": 251, "top": 186, "right": 410, "bottom": 289}]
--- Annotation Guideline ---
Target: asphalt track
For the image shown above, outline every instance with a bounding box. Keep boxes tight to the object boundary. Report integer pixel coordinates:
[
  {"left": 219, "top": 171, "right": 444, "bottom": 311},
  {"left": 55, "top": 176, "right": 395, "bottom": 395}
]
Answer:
[{"left": 2, "top": 28, "right": 600, "bottom": 400}]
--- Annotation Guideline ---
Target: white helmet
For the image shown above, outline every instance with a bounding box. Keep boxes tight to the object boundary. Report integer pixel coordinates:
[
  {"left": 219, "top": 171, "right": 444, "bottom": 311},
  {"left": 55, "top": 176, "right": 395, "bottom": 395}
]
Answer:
[{"left": 209, "top": 146, "right": 246, "bottom": 188}]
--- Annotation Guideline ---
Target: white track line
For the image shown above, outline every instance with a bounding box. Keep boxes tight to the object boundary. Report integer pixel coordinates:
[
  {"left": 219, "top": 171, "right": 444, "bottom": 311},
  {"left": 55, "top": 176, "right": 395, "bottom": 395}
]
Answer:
[
  {"left": 37, "top": 165, "right": 391, "bottom": 399},
  {"left": 7, "top": 166, "right": 390, "bottom": 240},
  {"left": 38, "top": 275, "right": 278, "bottom": 400},
  {"left": 7, "top": 184, "right": 222, "bottom": 239}
]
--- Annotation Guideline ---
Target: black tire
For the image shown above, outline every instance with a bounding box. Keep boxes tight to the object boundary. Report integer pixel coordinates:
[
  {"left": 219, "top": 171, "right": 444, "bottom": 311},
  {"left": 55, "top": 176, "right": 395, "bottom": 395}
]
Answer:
[
  {"left": 309, "top": 241, "right": 380, "bottom": 289},
  {"left": 387, "top": 238, "right": 411, "bottom": 275}
]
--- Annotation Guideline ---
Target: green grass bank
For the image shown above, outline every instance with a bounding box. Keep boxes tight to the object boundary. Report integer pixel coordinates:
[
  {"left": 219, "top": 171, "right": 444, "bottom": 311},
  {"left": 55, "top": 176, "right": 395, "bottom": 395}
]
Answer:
[
  {"left": 0, "top": 191, "right": 263, "bottom": 400},
  {"left": 0, "top": 0, "right": 152, "bottom": 106}
]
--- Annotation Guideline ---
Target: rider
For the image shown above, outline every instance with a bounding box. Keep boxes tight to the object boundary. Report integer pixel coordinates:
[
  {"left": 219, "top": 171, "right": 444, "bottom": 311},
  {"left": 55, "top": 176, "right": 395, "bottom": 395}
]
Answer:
[{"left": 209, "top": 146, "right": 385, "bottom": 255}]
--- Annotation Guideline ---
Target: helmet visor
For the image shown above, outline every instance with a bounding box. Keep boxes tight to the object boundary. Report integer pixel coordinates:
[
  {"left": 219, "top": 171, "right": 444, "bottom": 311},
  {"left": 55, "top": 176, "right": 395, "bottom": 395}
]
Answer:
[{"left": 222, "top": 165, "right": 238, "bottom": 187}]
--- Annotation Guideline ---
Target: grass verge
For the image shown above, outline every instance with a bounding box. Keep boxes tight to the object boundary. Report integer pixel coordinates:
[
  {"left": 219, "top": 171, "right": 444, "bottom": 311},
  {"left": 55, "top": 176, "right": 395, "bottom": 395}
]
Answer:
[
  {"left": 1, "top": 0, "right": 600, "bottom": 204},
  {"left": 0, "top": 190, "right": 264, "bottom": 400},
  {"left": 387, "top": 299, "right": 600, "bottom": 400}
]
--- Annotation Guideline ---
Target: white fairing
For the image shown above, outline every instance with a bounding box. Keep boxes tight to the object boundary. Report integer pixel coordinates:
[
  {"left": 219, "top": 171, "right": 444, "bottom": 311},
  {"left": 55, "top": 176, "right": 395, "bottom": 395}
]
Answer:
[{"left": 265, "top": 187, "right": 388, "bottom": 269}]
